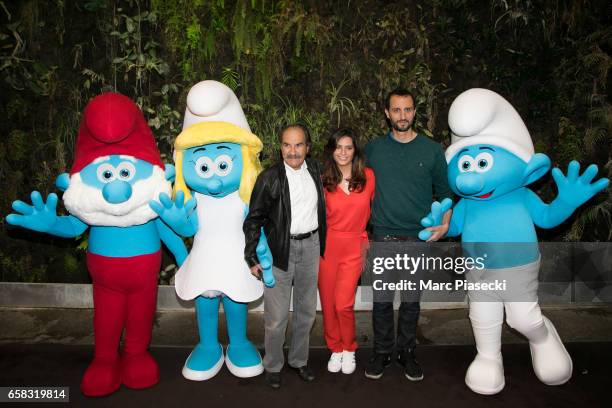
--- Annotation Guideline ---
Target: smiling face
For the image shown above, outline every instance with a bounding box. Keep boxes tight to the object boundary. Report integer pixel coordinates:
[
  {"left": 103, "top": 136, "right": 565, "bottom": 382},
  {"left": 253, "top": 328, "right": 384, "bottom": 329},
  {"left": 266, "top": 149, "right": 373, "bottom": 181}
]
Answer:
[
  {"left": 281, "top": 127, "right": 309, "bottom": 170},
  {"left": 333, "top": 136, "right": 355, "bottom": 167},
  {"left": 182, "top": 142, "right": 243, "bottom": 197},
  {"left": 448, "top": 145, "right": 527, "bottom": 200}
]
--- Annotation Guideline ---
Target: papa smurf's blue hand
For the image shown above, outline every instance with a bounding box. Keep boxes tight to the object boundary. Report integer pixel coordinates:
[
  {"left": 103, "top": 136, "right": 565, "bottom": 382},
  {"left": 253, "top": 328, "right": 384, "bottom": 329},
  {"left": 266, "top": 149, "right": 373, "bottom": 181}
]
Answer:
[
  {"left": 149, "top": 191, "right": 197, "bottom": 237},
  {"left": 552, "top": 161, "right": 609, "bottom": 209},
  {"left": 6, "top": 191, "right": 59, "bottom": 233},
  {"left": 256, "top": 229, "right": 275, "bottom": 288},
  {"left": 418, "top": 198, "right": 453, "bottom": 241}
]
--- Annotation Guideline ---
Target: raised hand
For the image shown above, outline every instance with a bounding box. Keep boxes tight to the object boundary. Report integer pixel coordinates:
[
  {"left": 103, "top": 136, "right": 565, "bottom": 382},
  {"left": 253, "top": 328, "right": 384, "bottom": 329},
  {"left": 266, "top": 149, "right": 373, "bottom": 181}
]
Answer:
[
  {"left": 256, "top": 230, "right": 275, "bottom": 288},
  {"left": 418, "top": 197, "right": 453, "bottom": 241},
  {"left": 552, "top": 161, "right": 609, "bottom": 209},
  {"left": 6, "top": 191, "right": 59, "bottom": 233},
  {"left": 149, "top": 191, "right": 197, "bottom": 237}
]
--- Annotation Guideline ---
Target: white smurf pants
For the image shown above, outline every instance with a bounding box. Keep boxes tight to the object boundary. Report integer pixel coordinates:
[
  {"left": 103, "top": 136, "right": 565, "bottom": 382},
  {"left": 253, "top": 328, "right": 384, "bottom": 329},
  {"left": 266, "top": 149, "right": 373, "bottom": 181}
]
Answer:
[{"left": 465, "top": 258, "right": 572, "bottom": 395}]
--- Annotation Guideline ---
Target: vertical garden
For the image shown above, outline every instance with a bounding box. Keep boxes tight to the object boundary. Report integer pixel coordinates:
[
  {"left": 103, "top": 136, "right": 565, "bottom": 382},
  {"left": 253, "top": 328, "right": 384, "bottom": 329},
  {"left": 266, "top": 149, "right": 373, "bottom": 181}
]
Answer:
[{"left": 1, "top": 0, "right": 610, "bottom": 283}]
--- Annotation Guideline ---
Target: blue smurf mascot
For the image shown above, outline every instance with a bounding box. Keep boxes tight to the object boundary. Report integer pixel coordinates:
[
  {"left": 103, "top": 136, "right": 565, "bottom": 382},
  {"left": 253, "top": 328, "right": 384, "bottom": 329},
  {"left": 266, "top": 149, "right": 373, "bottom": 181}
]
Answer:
[
  {"left": 150, "top": 80, "right": 274, "bottom": 380},
  {"left": 419, "top": 88, "right": 609, "bottom": 394},
  {"left": 6, "top": 93, "right": 188, "bottom": 397}
]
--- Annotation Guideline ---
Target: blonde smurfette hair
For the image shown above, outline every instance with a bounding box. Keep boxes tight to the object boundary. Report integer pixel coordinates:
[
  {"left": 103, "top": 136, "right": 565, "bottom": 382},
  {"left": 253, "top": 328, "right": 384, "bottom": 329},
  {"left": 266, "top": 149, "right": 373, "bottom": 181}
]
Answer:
[{"left": 173, "top": 121, "right": 263, "bottom": 204}]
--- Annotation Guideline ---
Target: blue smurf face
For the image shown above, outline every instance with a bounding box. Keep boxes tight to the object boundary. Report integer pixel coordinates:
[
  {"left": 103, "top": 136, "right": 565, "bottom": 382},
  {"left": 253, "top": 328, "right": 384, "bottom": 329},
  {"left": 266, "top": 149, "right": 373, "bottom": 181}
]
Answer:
[
  {"left": 448, "top": 145, "right": 527, "bottom": 200},
  {"left": 183, "top": 142, "right": 243, "bottom": 197},
  {"left": 80, "top": 155, "right": 154, "bottom": 204}
]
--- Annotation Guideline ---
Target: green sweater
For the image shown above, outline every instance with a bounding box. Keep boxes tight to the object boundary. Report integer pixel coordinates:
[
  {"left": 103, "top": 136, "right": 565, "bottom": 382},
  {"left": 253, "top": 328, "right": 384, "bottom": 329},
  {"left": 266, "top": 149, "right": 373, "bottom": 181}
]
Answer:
[{"left": 365, "top": 132, "right": 453, "bottom": 237}]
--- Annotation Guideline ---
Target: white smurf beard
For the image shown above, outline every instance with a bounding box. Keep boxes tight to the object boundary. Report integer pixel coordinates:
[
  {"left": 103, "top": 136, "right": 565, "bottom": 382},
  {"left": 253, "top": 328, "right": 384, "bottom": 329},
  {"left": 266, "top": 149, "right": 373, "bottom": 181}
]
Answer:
[{"left": 63, "top": 165, "right": 171, "bottom": 227}]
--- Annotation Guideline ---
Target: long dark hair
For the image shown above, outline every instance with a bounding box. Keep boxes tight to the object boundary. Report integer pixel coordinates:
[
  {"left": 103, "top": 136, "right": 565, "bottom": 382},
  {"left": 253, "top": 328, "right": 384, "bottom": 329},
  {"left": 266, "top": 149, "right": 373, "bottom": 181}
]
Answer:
[{"left": 322, "top": 128, "right": 367, "bottom": 192}]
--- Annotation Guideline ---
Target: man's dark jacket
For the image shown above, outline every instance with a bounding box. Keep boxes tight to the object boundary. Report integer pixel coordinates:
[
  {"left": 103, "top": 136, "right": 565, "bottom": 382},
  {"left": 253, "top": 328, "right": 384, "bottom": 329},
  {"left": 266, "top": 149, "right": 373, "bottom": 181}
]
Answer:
[{"left": 243, "top": 158, "right": 327, "bottom": 272}]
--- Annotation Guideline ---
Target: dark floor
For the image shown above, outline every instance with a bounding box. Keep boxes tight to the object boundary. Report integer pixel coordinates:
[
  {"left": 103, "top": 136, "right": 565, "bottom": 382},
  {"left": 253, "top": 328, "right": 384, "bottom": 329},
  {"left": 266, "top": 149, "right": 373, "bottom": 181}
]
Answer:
[{"left": 0, "top": 343, "right": 610, "bottom": 408}]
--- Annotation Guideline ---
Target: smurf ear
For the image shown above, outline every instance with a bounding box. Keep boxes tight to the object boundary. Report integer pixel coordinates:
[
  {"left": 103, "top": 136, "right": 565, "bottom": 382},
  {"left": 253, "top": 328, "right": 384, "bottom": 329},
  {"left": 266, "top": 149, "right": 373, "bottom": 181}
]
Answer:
[
  {"left": 164, "top": 164, "right": 176, "bottom": 182},
  {"left": 55, "top": 173, "right": 70, "bottom": 192},
  {"left": 522, "top": 153, "right": 551, "bottom": 186}
]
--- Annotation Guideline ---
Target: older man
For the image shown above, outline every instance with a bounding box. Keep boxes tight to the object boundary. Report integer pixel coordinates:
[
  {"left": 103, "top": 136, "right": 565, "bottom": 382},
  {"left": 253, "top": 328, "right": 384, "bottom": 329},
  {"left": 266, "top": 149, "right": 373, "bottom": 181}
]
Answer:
[{"left": 243, "top": 124, "right": 326, "bottom": 389}]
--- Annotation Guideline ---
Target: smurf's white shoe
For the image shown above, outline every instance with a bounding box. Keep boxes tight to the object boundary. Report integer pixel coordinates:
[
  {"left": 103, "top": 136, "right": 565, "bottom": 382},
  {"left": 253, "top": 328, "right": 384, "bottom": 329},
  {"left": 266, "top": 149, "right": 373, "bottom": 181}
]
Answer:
[
  {"left": 327, "top": 352, "right": 342, "bottom": 373},
  {"left": 529, "top": 316, "right": 573, "bottom": 385},
  {"left": 341, "top": 351, "right": 356, "bottom": 374},
  {"left": 465, "top": 353, "right": 505, "bottom": 395},
  {"left": 225, "top": 343, "right": 264, "bottom": 378},
  {"left": 182, "top": 344, "right": 224, "bottom": 381}
]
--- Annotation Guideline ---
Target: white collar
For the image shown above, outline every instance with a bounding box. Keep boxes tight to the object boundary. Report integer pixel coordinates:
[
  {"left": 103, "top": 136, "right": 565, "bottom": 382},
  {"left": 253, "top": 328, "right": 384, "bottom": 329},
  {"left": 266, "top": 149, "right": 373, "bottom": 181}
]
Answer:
[{"left": 284, "top": 160, "right": 308, "bottom": 174}]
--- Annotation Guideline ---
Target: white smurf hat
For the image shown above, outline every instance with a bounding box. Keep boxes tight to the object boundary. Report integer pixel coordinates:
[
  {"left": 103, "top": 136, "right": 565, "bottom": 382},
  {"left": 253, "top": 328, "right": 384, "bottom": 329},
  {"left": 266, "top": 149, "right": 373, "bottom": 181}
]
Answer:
[
  {"left": 445, "top": 88, "right": 534, "bottom": 163},
  {"left": 182, "top": 80, "right": 251, "bottom": 132}
]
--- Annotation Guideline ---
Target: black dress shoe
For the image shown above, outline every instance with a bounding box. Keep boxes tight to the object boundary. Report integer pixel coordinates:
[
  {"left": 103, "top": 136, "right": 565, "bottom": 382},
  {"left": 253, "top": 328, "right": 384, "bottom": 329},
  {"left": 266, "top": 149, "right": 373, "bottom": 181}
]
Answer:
[
  {"left": 265, "top": 371, "right": 281, "bottom": 389},
  {"left": 290, "top": 365, "right": 315, "bottom": 382}
]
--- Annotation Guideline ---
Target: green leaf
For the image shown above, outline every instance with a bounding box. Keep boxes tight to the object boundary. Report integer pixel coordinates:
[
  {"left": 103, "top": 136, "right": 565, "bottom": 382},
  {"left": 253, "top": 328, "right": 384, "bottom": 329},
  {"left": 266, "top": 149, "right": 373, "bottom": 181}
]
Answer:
[{"left": 126, "top": 18, "right": 135, "bottom": 33}]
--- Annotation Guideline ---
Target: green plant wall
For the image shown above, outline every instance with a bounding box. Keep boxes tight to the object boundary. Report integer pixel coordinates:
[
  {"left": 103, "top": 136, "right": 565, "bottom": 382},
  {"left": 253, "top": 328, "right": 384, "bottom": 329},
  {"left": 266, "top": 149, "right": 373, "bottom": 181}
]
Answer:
[{"left": 1, "top": 0, "right": 610, "bottom": 282}]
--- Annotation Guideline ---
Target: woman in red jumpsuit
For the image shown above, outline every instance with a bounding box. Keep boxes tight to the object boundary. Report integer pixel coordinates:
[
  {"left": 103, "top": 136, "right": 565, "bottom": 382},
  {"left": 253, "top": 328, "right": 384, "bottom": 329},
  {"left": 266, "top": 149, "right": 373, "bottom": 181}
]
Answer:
[{"left": 319, "top": 128, "right": 375, "bottom": 374}]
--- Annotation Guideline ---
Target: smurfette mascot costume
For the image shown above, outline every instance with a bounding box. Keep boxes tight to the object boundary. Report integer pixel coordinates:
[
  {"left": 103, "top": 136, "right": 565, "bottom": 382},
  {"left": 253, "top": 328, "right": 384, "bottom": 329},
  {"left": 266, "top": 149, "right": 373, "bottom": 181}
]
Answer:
[
  {"left": 419, "top": 88, "right": 609, "bottom": 394},
  {"left": 150, "top": 80, "right": 274, "bottom": 381}
]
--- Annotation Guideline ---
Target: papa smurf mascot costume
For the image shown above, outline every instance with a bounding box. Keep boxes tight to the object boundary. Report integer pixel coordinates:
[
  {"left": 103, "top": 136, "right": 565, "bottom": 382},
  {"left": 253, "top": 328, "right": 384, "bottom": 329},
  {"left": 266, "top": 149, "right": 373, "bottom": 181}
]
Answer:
[
  {"left": 150, "top": 80, "right": 274, "bottom": 380},
  {"left": 6, "top": 93, "right": 188, "bottom": 396},
  {"left": 419, "top": 88, "right": 609, "bottom": 394}
]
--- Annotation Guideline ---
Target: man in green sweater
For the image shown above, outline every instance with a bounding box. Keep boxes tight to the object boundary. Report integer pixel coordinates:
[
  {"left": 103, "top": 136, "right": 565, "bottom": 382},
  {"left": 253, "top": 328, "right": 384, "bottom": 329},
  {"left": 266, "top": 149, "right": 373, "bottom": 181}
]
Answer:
[{"left": 364, "top": 88, "right": 452, "bottom": 381}]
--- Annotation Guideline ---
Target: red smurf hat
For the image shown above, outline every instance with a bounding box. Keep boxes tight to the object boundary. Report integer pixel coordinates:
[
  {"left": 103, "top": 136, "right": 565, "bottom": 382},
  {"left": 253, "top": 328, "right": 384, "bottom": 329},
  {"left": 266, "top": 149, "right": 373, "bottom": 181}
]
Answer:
[{"left": 70, "top": 92, "right": 164, "bottom": 174}]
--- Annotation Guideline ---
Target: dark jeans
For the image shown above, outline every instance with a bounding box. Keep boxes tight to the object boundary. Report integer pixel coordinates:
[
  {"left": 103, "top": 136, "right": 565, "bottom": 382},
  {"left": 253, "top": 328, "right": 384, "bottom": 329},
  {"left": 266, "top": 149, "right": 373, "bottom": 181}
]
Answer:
[
  {"left": 371, "top": 234, "right": 422, "bottom": 354},
  {"left": 373, "top": 300, "right": 420, "bottom": 353}
]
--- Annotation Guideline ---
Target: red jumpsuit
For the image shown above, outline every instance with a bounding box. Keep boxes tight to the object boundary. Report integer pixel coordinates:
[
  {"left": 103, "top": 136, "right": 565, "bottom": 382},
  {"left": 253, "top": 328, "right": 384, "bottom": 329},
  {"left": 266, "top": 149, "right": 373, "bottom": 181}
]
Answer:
[{"left": 319, "top": 167, "right": 375, "bottom": 352}]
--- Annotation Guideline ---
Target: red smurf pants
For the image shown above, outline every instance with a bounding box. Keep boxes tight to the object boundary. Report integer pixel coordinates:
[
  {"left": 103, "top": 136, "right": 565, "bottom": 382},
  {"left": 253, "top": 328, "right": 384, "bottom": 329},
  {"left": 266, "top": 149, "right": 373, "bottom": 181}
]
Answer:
[{"left": 83, "top": 250, "right": 161, "bottom": 394}]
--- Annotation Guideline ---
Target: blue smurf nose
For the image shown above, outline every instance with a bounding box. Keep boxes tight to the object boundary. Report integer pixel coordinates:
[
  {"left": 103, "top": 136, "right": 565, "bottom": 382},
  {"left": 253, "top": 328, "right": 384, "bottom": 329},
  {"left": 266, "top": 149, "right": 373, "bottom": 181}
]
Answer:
[
  {"left": 455, "top": 173, "right": 485, "bottom": 195},
  {"left": 207, "top": 179, "right": 223, "bottom": 195},
  {"left": 103, "top": 180, "right": 133, "bottom": 203}
]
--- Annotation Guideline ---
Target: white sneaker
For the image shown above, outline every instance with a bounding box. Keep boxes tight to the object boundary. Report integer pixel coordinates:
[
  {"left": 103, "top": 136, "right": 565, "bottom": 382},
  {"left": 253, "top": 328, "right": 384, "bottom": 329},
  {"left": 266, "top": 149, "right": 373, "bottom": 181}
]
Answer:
[
  {"left": 341, "top": 351, "right": 356, "bottom": 374},
  {"left": 327, "top": 352, "right": 343, "bottom": 373}
]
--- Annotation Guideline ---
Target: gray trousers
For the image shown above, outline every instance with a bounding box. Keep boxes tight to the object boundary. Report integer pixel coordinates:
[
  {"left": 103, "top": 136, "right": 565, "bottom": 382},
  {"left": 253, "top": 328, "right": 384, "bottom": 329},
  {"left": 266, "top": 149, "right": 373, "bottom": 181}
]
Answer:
[{"left": 263, "top": 232, "right": 320, "bottom": 372}]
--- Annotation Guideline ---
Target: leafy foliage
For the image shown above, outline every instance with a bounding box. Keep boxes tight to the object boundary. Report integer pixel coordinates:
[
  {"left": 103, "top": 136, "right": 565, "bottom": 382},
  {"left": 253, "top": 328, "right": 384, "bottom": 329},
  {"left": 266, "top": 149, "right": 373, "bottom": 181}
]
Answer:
[{"left": 1, "top": 0, "right": 610, "bottom": 283}]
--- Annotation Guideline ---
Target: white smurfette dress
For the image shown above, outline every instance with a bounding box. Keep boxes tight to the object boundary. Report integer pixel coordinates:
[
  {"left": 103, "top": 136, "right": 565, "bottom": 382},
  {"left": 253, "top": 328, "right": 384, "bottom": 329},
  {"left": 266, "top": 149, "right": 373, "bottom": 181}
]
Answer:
[{"left": 175, "top": 191, "right": 263, "bottom": 302}]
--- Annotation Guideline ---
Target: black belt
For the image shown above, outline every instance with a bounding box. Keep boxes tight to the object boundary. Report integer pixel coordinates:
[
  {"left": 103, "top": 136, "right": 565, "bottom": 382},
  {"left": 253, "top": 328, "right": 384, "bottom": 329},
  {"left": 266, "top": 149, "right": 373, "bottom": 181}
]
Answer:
[
  {"left": 290, "top": 229, "right": 318, "bottom": 240},
  {"left": 371, "top": 234, "right": 419, "bottom": 242}
]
